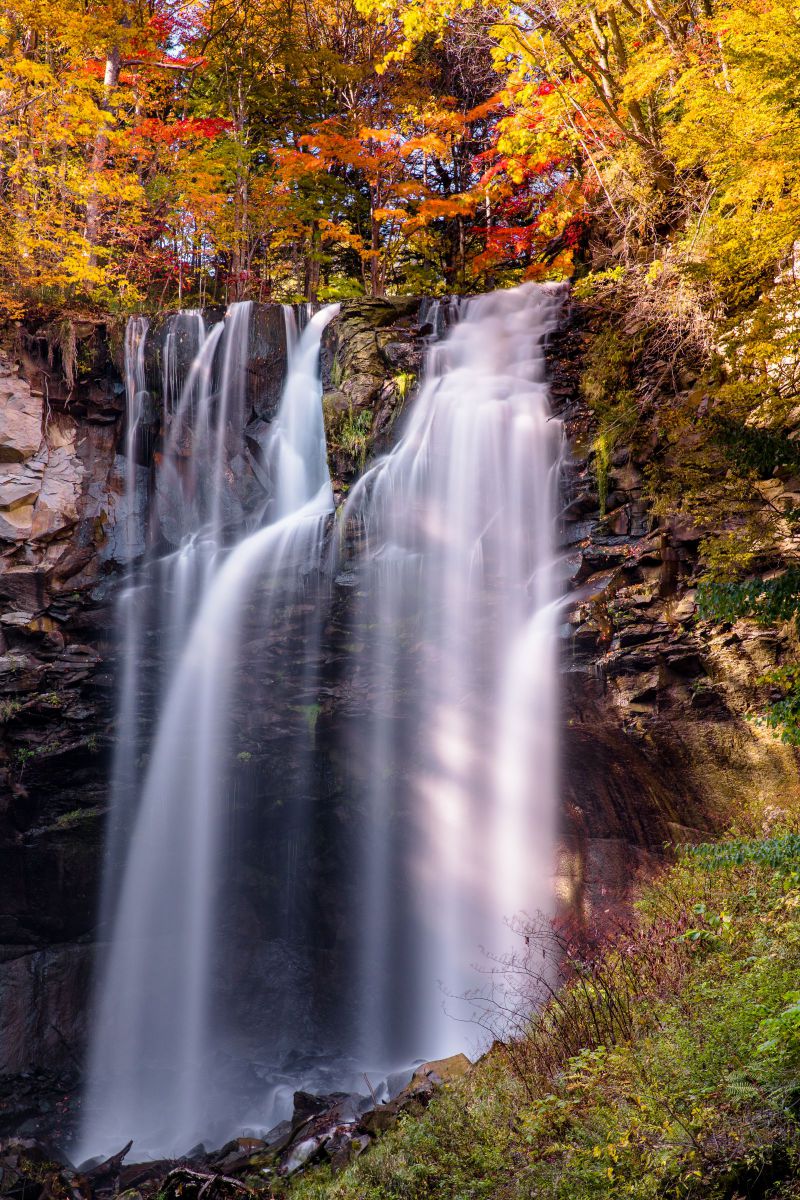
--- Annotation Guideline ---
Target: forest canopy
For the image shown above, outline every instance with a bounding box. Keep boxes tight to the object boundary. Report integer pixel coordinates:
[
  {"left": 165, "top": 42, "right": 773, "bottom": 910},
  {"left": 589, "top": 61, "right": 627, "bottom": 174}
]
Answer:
[{"left": 2, "top": 0, "right": 795, "bottom": 312}]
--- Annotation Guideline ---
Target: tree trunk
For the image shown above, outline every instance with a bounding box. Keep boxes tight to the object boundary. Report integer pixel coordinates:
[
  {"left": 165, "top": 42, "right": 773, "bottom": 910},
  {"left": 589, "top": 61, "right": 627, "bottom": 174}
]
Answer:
[
  {"left": 370, "top": 209, "right": 384, "bottom": 297},
  {"left": 85, "top": 45, "right": 121, "bottom": 265},
  {"left": 304, "top": 222, "right": 321, "bottom": 302}
]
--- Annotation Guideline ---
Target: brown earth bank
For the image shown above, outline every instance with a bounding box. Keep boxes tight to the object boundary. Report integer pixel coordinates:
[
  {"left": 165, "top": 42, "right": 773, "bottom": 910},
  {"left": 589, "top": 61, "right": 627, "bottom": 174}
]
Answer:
[{"left": 0, "top": 294, "right": 796, "bottom": 1154}]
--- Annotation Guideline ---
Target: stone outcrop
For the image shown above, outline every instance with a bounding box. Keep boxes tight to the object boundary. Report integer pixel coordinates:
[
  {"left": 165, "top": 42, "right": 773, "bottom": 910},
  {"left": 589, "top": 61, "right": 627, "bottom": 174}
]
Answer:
[
  {"left": 0, "top": 317, "right": 129, "bottom": 1134},
  {"left": 548, "top": 309, "right": 800, "bottom": 922},
  {"left": 320, "top": 297, "right": 424, "bottom": 495}
]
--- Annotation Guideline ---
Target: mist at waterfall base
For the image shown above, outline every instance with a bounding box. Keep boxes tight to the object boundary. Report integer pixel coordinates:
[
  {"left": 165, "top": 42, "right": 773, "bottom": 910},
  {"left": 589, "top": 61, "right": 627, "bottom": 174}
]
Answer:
[{"left": 78, "top": 284, "right": 565, "bottom": 1161}]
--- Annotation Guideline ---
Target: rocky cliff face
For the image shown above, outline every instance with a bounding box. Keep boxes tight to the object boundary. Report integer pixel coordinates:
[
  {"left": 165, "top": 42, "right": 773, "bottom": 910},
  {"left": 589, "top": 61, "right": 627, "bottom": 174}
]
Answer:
[
  {"left": 549, "top": 308, "right": 800, "bottom": 923},
  {"left": 1, "top": 295, "right": 797, "bottom": 1138},
  {"left": 0, "top": 317, "right": 129, "bottom": 1133}
]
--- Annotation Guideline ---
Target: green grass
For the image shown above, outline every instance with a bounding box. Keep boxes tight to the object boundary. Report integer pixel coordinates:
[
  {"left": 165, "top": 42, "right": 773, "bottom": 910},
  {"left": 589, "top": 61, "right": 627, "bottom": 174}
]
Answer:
[
  {"left": 280, "top": 835, "right": 800, "bottom": 1200},
  {"left": 54, "top": 807, "right": 102, "bottom": 830}
]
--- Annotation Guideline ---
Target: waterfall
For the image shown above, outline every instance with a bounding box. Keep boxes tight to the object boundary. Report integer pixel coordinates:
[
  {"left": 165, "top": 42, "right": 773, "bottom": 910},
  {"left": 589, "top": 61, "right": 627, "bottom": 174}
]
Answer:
[
  {"left": 79, "top": 304, "right": 339, "bottom": 1160},
  {"left": 80, "top": 283, "right": 563, "bottom": 1160},
  {"left": 104, "top": 317, "right": 149, "bottom": 892},
  {"left": 344, "top": 282, "right": 565, "bottom": 1065}
]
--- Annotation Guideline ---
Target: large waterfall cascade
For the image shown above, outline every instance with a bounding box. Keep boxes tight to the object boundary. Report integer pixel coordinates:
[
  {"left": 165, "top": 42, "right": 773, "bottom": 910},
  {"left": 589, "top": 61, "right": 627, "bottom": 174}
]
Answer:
[
  {"left": 79, "top": 283, "right": 565, "bottom": 1160},
  {"left": 345, "top": 283, "right": 566, "bottom": 1062}
]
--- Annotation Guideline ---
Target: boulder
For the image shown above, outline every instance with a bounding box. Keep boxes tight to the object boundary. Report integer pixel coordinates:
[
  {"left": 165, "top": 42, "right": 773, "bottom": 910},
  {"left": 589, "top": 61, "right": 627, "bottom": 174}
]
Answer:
[
  {"left": 30, "top": 444, "right": 83, "bottom": 542},
  {"left": 379, "top": 339, "right": 420, "bottom": 373},
  {"left": 359, "top": 1053, "right": 472, "bottom": 1138},
  {"left": 411, "top": 1053, "right": 471, "bottom": 1086},
  {"left": 0, "top": 367, "right": 42, "bottom": 463}
]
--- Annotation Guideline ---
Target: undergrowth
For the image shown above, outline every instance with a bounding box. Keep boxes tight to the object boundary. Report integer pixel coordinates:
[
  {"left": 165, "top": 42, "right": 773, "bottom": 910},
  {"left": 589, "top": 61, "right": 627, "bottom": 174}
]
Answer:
[
  {"left": 281, "top": 835, "right": 800, "bottom": 1200},
  {"left": 697, "top": 570, "right": 800, "bottom": 744}
]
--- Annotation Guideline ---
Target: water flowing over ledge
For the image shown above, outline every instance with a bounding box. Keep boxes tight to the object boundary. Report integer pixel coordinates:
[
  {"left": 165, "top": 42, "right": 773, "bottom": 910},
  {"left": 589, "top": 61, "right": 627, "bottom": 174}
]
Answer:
[
  {"left": 78, "top": 283, "right": 565, "bottom": 1160},
  {"left": 344, "top": 283, "right": 566, "bottom": 1064}
]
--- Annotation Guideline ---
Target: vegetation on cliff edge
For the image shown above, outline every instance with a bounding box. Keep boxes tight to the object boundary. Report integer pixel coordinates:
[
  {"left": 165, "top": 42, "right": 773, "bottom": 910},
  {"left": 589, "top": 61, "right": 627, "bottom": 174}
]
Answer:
[{"left": 275, "top": 832, "right": 800, "bottom": 1200}]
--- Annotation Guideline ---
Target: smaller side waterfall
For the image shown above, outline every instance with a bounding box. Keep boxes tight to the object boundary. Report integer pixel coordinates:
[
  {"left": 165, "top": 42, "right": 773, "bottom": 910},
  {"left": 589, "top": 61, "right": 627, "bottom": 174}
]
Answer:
[
  {"left": 79, "top": 305, "right": 339, "bottom": 1160},
  {"left": 102, "top": 318, "right": 150, "bottom": 915}
]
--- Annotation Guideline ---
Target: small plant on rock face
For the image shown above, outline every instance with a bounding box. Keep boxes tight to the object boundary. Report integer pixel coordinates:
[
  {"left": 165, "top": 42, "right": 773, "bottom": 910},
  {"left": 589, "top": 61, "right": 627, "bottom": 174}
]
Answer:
[
  {"left": 697, "top": 568, "right": 800, "bottom": 627},
  {"left": 572, "top": 266, "right": 625, "bottom": 301},
  {"left": 695, "top": 570, "right": 800, "bottom": 743},
  {"left": 581, "top": 326, "right": 640, "bottom": 519},
  {"left": 334, "top": 406, "right": 373, "bottom": 467},
  {"left": 329, "top": 354, "right": 344, "bottom": 388},
  {"left": 394, "top": 371, "right": 415, "bottom": 400},
  {"left": 593, "top": 429, "right": 613, "bottom": 518},
  {"left": 294, "top": 703, "right": 321, "bottom": 736},
  {"left": 13, "top": 746, "right": 35, "bottom": 775},
  {"left": 55, "top": 808, "right": 98, "bottom": 830},
  {"left": 0, "top": 699, "right": 22, "bottom": 722}
]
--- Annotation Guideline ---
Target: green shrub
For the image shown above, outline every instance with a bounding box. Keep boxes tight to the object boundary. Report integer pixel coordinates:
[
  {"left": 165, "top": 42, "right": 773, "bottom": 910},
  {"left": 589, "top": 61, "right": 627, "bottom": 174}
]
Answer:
[{"left": 283, "top": 840, "right": 800, "bottom": 1200}]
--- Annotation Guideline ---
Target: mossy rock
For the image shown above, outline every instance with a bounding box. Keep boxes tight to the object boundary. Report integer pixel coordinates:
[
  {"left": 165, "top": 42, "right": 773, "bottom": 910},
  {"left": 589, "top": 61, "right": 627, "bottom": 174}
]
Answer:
[{"left": 337, "top": 297, "right": 419, "bottom": 330}]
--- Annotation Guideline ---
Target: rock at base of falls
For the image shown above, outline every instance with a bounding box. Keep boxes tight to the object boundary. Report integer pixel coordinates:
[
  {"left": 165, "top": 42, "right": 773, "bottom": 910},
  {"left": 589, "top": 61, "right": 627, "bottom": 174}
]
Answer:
[{"left": 0, "top": 1054, "right": 474, "bottom": 1198}]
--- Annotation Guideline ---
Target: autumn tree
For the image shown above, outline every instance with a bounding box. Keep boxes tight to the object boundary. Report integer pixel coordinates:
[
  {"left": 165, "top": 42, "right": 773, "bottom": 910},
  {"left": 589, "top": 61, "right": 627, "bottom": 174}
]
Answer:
[{"left": 0, "top": 0, "right": 220, "bottom": 311}]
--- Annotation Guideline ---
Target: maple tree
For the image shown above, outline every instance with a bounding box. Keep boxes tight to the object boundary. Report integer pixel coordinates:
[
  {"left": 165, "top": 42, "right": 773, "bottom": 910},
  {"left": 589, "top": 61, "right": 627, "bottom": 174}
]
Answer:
[{"left": 0, "top": 0, "right": 209, "bottom": 311}]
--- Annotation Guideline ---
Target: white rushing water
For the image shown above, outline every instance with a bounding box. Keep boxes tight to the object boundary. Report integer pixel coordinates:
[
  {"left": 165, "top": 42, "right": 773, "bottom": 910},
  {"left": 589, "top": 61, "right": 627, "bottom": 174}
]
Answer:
[
  {"left": 346, "top": 282, "right": 565, "bottom": 1065},
  {"left": 79, "top": 304, "right": 339, "bottom": 1160},
  {"left": 80, "top": 283, "right": 564, "bottom": 1159},
  {"left": 103, "top": 317, "right": 149, "bottom": 892}
]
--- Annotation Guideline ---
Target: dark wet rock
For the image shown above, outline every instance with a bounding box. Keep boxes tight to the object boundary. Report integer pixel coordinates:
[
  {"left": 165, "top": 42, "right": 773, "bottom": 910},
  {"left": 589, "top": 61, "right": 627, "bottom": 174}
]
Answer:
[
  {"left": 379, "top": 340, "right": 419, "bottom": 373},
  {"left": 249, "top": 305, "right": 290, "bottom": 423},
  {"left": 116, "top": 1156, "right": 178, "bottom": 1195},
  {"left": 292, "top": 1090, "right": 345, "bottom": 1127}
]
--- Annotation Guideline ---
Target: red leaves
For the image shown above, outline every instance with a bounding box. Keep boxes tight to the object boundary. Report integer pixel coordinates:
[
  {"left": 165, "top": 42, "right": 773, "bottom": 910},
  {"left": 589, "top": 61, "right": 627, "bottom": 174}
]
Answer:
[
  {"left": 147, "top": 5, "right": 208, "bottom": 46},
  {"left": 133, "top": 117, "right": 232, "bottom": 146},
  {"left": 477, "top": 157, "right": 509, "bottom": 187},
  {"left": 82, "top": 59, "right": 106, "bottom": 79},
  {"left": 147, "top": 12, "right": 174, "bottom": 41},
  {"left": 473, "top": 224, "right": 537, "bottom": 253},
  {"left": 562, "top": 216, "right": 586, "bottom": 247}
]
